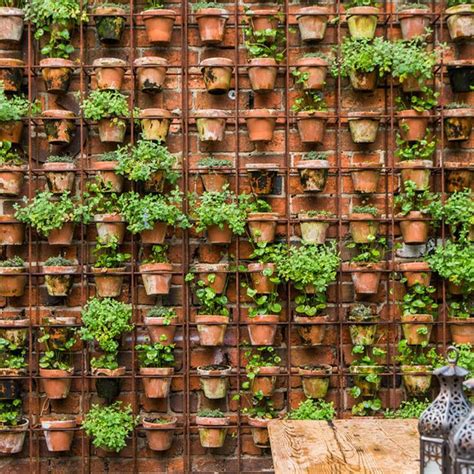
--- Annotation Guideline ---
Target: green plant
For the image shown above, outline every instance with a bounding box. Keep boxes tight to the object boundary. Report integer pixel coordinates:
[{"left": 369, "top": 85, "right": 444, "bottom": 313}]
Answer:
[
  {"left": 384, "top": 399, "right": 430, "bottom": 419},
  {"left": 401, "top": 284, "right": 438, "bottom": 316},
  {"left": 197, "top": 157, "right": 232, "bottom": 169},
  {"left": 286, "top": 399, "right": 335, "bottom": 421},
  {"left": 447, "top": 298, "right": 473, "bottom": 320},
  {"left": 246, "top": 288, "right": 282, "bottom": 318},
  {"left": 449, "top": 343, "right": 473, "bottom": 378},
  {"left": 397, "top": 3, "right": 430, "bottom": 11},
  {"left": 348, "top": 304, "right": 375, "bottom": 322},
  {"left": 44, "top": 256, "right": 74, "bottom": 266},
  {"left": 445, "top": 102, "right": 470, "bottom": 109},
  {"left": 348, "top": 236, "right": 387, "bottom": 264},
  {"left": 243, "top": 346, "right": 281, "bottom": 391},
  {"left": 135, "top": 340, "right": 175, "bottom": 367},
  {"left": 396, "top": 339, "right": 443, "bottom": 366},
  {"left": 0, "top": 336, "right": 26, "bottom": 369},
  {"left": 302, "top": 210, "right": 334, "bottom": 218},
  {"left": 351, "top": 345, "right": 387, "bottom": 367},
  {"left": 81, "top": 90, "right": 131, "bottom": 125},
  {"left": 346, "top": 0, "right": 378, "bottom": 7},
  {"left": 0, "top": 399, "right": 22, "bottom": 427},
  {"left": 81, "top": 181, "right": 122, "bottom": 223},
  {"left": 144, "top": 0, "right": 164, "bottom": 9},
  {"left": 141, "top": 244, "right": 169, "bottom": 264},
  {"left": 446, "top": 0, "right": 473, "bottom": 6},
  {"left": 302, "top": 151, "right": 328, "bottom": 161},
  {"left": 146, "top": 306, "right": 177, "bottom": 324},
  {"left": 0, "top": 141, "right": 23, "bottom": 166},
  {"left": 197, "top": 409, "right": 226, "bottom": 418},
  {"left": 292, "top": 53, "right": 329, "bottom": 88},
  {"left": 82, "top": 402, "right": 137, "bottom": 453},
  {"left": 192, "top": 1, "right": 220, "bottom": 11},
  {"left": 352, "top": 399, "right": 383, "bottom": 416},
  {"left": 396, "top": 87, "right": 439, "bottom": 112},
  {"left": 395, "top": 133, "right": 436, "bottom": 161},
  {"left": 292, "top": 91, "right": 327, "bottom": 113},
  {"left": 93, "top": 236, "right": 130, "bottom": 268},
  {"left": 193, "top": 279, "right": 229, "bottom": 316},
  {"left": 395, "top": 180, "right": 437, "bottom": 215},
  {"left": 14, "top": 191, "right": 82, "bottom": 237},
  {"left": 0, "top": 0, "right": 24, "bottom": 6},
  {"left": 243, "top": 14, "right": 286, "bottom": 62},
  {"left": 97, "top": 150, "right": 120, "bottom": 162},
  {"left": 294, "top": 292, "right": 327, "bottom": 317},
  {"left": 352, "top": 205, "right": 378, "bottom": 216},
  {"left": 0, "top": 85, "right": 39, "bottom": 121},
  {"left": 0, "top": 256, "right": 24, "bottom": 267},
  {"left": 38, "top": 325, "right": 76, "bottom": 370},
  {"left": 242, "top": 197, "right": 273, "bottom": 215},
  {"left": 45, "top": 154, "right": 73, "bottom": 163}
]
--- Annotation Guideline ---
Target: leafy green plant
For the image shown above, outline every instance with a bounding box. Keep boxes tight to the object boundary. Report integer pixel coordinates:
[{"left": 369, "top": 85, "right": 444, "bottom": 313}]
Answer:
[
  {"left": 243, "top": 346, "right": 281, "bottom": 391},
  {"left": 396, "top": 87, "right": 439, "bottom": 112},
  {"left": 38, "top": 325, "right": 76, "bottom": 370},
  {"left": 294, "top": 292, "right": 327, "bottom": 317},
  {"left": 395, "top": 180, "right": 437, "bottom": 215},
  {"left": 144, "top": 0, "right": 164, "bottom": 9},
  {"left": 246, "top": 288, "right": 282, "bottom": 318},
  {"left": 292, "top": 53, "right": 329, "bottom": 88},
  {"left": 0, "top": 399, "right": 23, "bottom": 427},
  {"left": 346, "top": 0, "right": 378, "bottom": 7},
  {"left": 292, "top": 91, "right": 327, "bottom": 113},
  {"left": 44, "top": 256, "right": 75, "bottom": 266},
  {"left": 146, "top": 306, "right": 177, "bottom": 324},
  {"left": 242, "top": 395, "right": 278, "bottom": 419},
  {"left": 348, "top": 304, "right": 375, "bottom": 322},
  {"left": 0, "top": 256, "right": 24, "bottom": 267},
  {"left": 286, "top": 399, "right": 335, "bottom": 421},
  {"left": 302, "top": 151, "right": 328, "bottom": 161},
  {"left": 81, "top": 181, "right": 122, "bottom": 223},
  {"left": 449, "top": 343, "right": 473, "bottom": 378},
  {"left": 135, "top": 340, "right": 175, "bottom": 367},
  {"left": 192, "top": 1, "right": 220, "bottom": 11},
  {"left": 401, "top": 284, "right": 438, "bottom": 316},
  {"left": 243, "top": 14, "right": 286, "bottom": 62},
  {"left": 194, "top": 279, "right": 229, "bottom": 316},
  {"left": 197, "top": 157, "right": 232, "bottom": 169},
  {"left": 396, "top": 339, "right": 443, "bottom": 366},
  {"left": 384, "top": 399, "right": 430, "bottom": 419},
  {"left": 0, "top": 336, "right": 26, "bottom": 370},
  {"left": 81, "top": 90, "right": 131, "bottom": 125},
  {"left": 45, "top": 154, "right": 73, "bottom": 163},
  {"left": 0, "top": 141, "right": 23, "bottom": 166},
  {"left": 141, "top": 244, "right": 169, "bottom": 264},
  {"left": 447, "top": 298, "right": 472, "bottom": 320},
  {"left": 352, "top": 205, "right": 378, "bottom": 216},
  {"left": 352, "top": 399, "right": 383, "bottom": 416},
  {"left": 395, "top": 133, "right": 436, "bottom": 161},
  {"left": 92, "top": 236, "right": 130, "bottom": 268},
  {"left": 397, "top": 3, "right": 430, "bottom": 11},
  {"left": 197, "top": 408, "right": 226, "bottom": 418},
  {"left": 0, "top": 85, "right": 39, "bottom": 122},
  {"left": 347, "top": 236, "right": 387, "bottom": 264}
]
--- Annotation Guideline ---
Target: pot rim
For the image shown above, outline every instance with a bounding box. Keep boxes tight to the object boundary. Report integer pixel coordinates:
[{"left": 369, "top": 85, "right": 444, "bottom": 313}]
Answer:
[
  {"left": 195, "top": 7, "right": 229, "bottom": 18},
  {"left": 296, "top": 159, "right": 330, "bottom": 169},
  {"left": 350, "top": 212, "right": 379, "bottom": 220},
  {"left": 295, "top": 57, "right": 328, "bottom": 67},
  {"left": 397, "top": 210, "right": 426, "bottom": 219},
  {"left": 443, "top": 108, "right": 474, "bottom": 118},
  {"left": 243, "top": 109, "right": 278, "bottom": 118},
  {"left": 0, "top": 367, "right": 26, "bottom": 376},
  {"left": 196, "top": 416, "right": 230, "bottom": 426},
  {"left": 93, "top": 6, "right": 127, "bottom": 16},
  {"left": 248, "top": 314, "right": 280, "bottom": 324},
  {"left": 401, "top": 313, "right": 434, "bottom": 322},
  {"left": 91, "top": 366, "right": 126, "bottom": 376},
  {"left": 446, "top": 60, "right": 474, "bottom": 68},
  {"left": 43, "top": 161, "right": 75, "bottom": 171},
  {"left": 349, "top": 365, "right": 384, "bottom": 374},
  {"left": 247, "top": 262, "right": 276, "bottom": 272},
  {"left": 247, "top": 212, "right": 279, "bottom": 221},
  {"left": 141, "top": 8, "right": 177, "bottom": 18},
  {"left": 298, "top": 213, "right": 332, "bottom": 221},
  {"left": 397, "top": 159, "right": 433, "bottom": 169},
  {"left": 248, "top": 416, "right": 272, "bottom": 428},
  {"left": 142, "top": 416, "right": 178, "bottom": 429},
  {"left": 92, "top": 57, "right": 127, "bottom": 68},
  {"left": 200, "top": 57, "right": 234, "bottom": 68},
  {"left": 296, "top": 110, "right": 329, "bottom": 119},
  {"left": 293, "top": 314, "right": 329, "bottom": 324},
  {"left": 0, "top": 418, "right": 29, "bottom": 431},
  {"left": 197, "top": 364, "right": 232, "bottom": 376},
  {"left": 0, "top": 317, "right": 28, "bottom": 326},
  {"left": 194, "top": 263, "right": 229, "bottom": 272},
  {"left": 0, "top": 266, "right": 25, "bottom": 274},
  {"left": 143, "top": 315, "right": 177, "bottom": 325},
  {"left": 351, "top": 161, "right": 382, "bottom": 169},
  {"left": 0, "top": 164, "right": 26, "bottom": 171},
  {"left": 139, "top": 367, "right": 174, "bottom": 375},
  {"left": 0, "top": 58, "right": 24, "bottom": 67},
  {"left": 93, "top": 213, "right": 122, "bottom": 222},
  {"left": 42, "top": 109, "right": 76, "bottom": 119},
  {"left": 139, "top": 108, "right": 172, "bottom": 119},
  {"left": 90, "top": 160, "right": 118, "bottom": 170},
  {"left": 397, "top": 109, "right": 430, "bottom": 118},
  {"left": 139, "top": 262, "right": 173, "bottom": 273},
  {"left": 43, "top": 265, "right": 77, "bottom": 274},
  {"left": 298, "top": 364, "right": 332, "bottom": 376},
  {"left": 133, "top": 56, "right": 168, "bottom": 67},
  {"left": 248, "top": 57, "right": 278, "bottom": 67},
  {"left": 39, "top": 367, "right": 74, "bottom": 377},
  {"left": 256, "top": 365, "right": 280, "bottom": 375},
  {"left": 346, "top": 6, "right": 380, "bottom": 15},
  {"left": 40, "top": 417, "right": 76, "bottom": 429},
  {"left": 296, "top": 6, "right": 330, "bottom": 17},
  {"left": 400, "top": 364, "right": 432, "bottom": 373},
  {"left": 445, "top": 4, "right": 474, "bottom": 15},
  {"left": 347, "top": 111, "right": 380, "bottom": 119},
  {"left": 245, "top": 163, "right": 279, "bottom": 171},
  {"left": 398, "top": 8, "right": 432, "bottom": 18},
  {"left": 192, "top": 109, "right": 230, "bottom": 118},
  {"left": 39, "top": 58, "right": 75, "bottom": 68},
  {"left": 247, "top": 8, "right": 280, "bottom": 17},
  {"left": 195, "top": 314, "right": 229, "bottom": 324},
  {"left": 399, "top": 261, "right": 430, "bottom": 272},
  {"left": 0, "top": 7, "right": 24, "bottom": 16},
  {"left": 345, "top": 261, "right": 385, "bottom": 271},
  {"left": 91, "top": 266, "right": 126, "bottom": 274}
]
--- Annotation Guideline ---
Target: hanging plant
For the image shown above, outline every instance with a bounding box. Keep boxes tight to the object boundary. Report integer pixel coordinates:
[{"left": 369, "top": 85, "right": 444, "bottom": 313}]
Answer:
[
  {"left": 349, "top": 205, "right": 379, "bottom": 244},
  {"left": 144, "top": 306, "right": 178, "bottom": 345},
  {"left": 40, "top": 58, "right": 75, "bottom": 94},
  {"left": 196, "top": 409, "right": 230, "bottom": 449},
  {"left": 133, "top": 56, "right": 168, "bottom": 93},
  {"left": 0, "top": 399, "right": 28, "bottom": 454},
  {"left": 142, "top": 415, "right": 178, "bottom": 452},
  {"left": 445, "top": 0, "right": 474, "bottom": 41},
  {"left": 298, "top": 210, "right": 333, "bottom": 244},
  {"left": 243, "top": 346, "right": 281, "bottom": 397}
]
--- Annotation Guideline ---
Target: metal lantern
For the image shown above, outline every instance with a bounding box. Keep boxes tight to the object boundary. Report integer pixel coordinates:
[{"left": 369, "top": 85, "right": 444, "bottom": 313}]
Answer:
[
  {"left": 450, "top": 378, "right": 473, "bottom": 474},
  {"left": 419, "top": 346, "right": 471, "bottom": 474}
]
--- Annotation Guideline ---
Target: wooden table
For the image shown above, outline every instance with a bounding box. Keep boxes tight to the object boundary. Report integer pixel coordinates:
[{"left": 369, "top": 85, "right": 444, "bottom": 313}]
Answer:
[{"left": 268, "top": 419, "right": 420, "bottom": 474}]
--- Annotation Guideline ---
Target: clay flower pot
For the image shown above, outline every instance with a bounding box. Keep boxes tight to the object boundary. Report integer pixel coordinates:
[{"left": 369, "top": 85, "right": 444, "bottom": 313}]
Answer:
[
  {"left": 0, "top": 7, "right": 24, "bottom": 43},
  {"left": 39, "top": 368, "right": 73, "bottom": 399},
  {"left": 296, "top": 6, "right": 329, "bottom": 42},
  {"left": 247, "top": 212, "right": 279, "bottom": 244},
  {"left": 140, "top": 108, "right": 172, "bottom": 142},
  {"left": 0, "top": 164, "right": 25, "bottom": 196},
  {"left": 195, "top": 315, "right": 229, "bottom": 346},
  {"left": 349, "top": 69, "right": 377, "bottom": 91},
  {"left": 43, "top": 264, "right": 76, "bottom": 296},
  {"left": 194, "top": 263, "right": 228, "bottom": 294},
  {"left": 0, "top": 319, "right": 28, "bottom": 348},
  {"left": 138, "top": 221, "right": 167, "bottom": 245},
  {"left": 196, "top": 8, "right": 229, "bottom": 45},
  {"left": 246, "top": 163, "right": 277, "bottom": 195},
  {"left": 93, "top": 58, "right": 127, "bottom": 90},
  {"left": 296, "top": 159, "right": 329, "bottom": 192},
  {"left": 449, "top": 318, "right": 474, "bottom": 344},
  {"left": 91, "top": 267, "right": 125, "bottom": 298},
  {"left": 40, "top": 58, "right": 74, "bottom": 94},
  {"left": 397, "top": 110, "right": 430, "bottom": 142},
  {"left": 197, "top": 365, "right": 231, "bottom": 399},
  {"left": 144, "top": 170, "right": 166, "bottom": 193},
  {"left": 350, "top": 365, "right": 383, "bottom": 397},
  {"left": 299, "top": 214, "right": 330, "bottom": 244},
  {"left": 0, "top": 418, "right": 28, "bottom": 454},
  {"left": 143, "top": 417, "right": 177, "bottom": 451},
  {"left": 244, "top": 109, "right": 277, "bottom": 142},
  {"left": 91, "top": 160, "right": 123, "bottom": 193},
  {"left": 401, "top": 365, "right": 432, "bottom": 397},
  {"left": 399, "top": 261, "right": 431, "bottom": 287},
  {"left": 0, "top": 265, "right": 26, "bottom": 297},
  {"left": 0, "top": 58, "right": 24, "bottom": 93},
  {"left": 445, "top": 163, "right": 472, "bottom": 193},
  {"left": 248, "top": 416, "right": 271, "bottom": 448},
  {"left": 134, "top": 56, "right": 167, "bottom": 93},
  {"left": 0, "top": 120, "right": 23, "bottom": 144},
  {"left": 206, "top": 223, "right": 232, "bottom": 244},
  {"left": 294, "top": 315, "right": 328, "bottom": 345},
  {"left": 399, "top": 211, "right": 429, "bottom": 244},
  {"left": 446, "top": 4, "right": 474, "bottom": 41},
  {"left": 139, "top": 263, "right": 173, "bottom": 296},
  {"left": 299, "top": 365, "right": 332, "bottom": 398},
  {"left": 41, "top": 417, "right": 76, "bottom": 452},
  {"left": 144, "top": 315, "right": 177, "bottom": 345},
  {"left": 350, "top": 213, "right": 379, "bottom": 243},
  {"left": 248, "top": 58, "right": 278, "bottom": 93},
  {"left": 351, "top": 163, "right": 381, "bottom": 194},
  {"left": 398, "top": 160, "right": 432, "bottom": 190},
  {"left": 140, "top": 367, "right": 174, "bottom": 398},
  {"left": 94, "top": 213, "right": 125, "bottom": 244},
  {"left": 247, "top": 9, "right": 279, "bottom": 36},
  {"left": 196, "top": 416, "right": 229, "bottom": 448},
  {"left": 346, "top": 6, "right": 379, "bottom": 40},
  {"left": 447, "top": 60, "right": 474, "bottom": 93},
  {"left": 93, "top": 366, "right": 125, "bottom": 400},
  {"left": 296, "top": 111, "right": 328, "bottom": 144},
  {"left": 98, "top": 118, "right": 126, "bottom": 143},
  {"left": 142, "top": 8, "right": 176, "bottom": 45},
  {"left": 42, "top": 110, "right": 76, "bottom": 145},
  {"left": 200, "top": 57, "right": 233, "bottom": 95},
  {"left": 0, "top": 215, "right": 24, "bottom": 245},
  {"left": 348, "top": 112, "right": 380, "bottom": 143},
  {"left": 251, "top": 366, "right": 280, "bottom": 396},
  {"left": 349, "top": 318, "right": 378, "bottom": 346},
  {"left": 347, "top": 262, "right": 384, "bottom": 295},
  {"left": 248, "top": 262, "right": 276, "bottom": 294},
  {"left": 401, "top": 314, "right": 433, "bottom": 345},
  {"left": 48, "top": 222, "right": 74, "bottom": 246},
  {"left": 248, "top": 314, "right": 279, "bottom": 346},
  {"left": 43, "top": 161, "right": 75, "bottom": 194},
  {"left": 199, "top": 167, "right": 230, "bottom": 193},
  {"left": 295, "top": 57, "right": 328, "bottom": 91},
  {"left": 195, "top": 109, "right": 227, "bottom": 142},
  {"left": 398, "top": 8, "right": 431, "bottom": 40},
  {"left": 444, "top": 108, "right": 473, "bottom": 142},
  {"left": 94, "top": 6, "right": 127, "bottom": 45}
]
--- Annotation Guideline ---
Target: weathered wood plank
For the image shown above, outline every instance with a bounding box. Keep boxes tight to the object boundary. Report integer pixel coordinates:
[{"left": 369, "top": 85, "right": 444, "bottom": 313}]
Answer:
[{"left": 268, "top": 419, "right": 420, "bottom": 474}]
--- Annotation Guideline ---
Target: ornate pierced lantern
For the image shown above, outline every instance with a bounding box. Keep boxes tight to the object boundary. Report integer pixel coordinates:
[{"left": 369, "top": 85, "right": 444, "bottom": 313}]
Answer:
[{"left": 419, "top": 347, "right": 470, "bottom": 473}]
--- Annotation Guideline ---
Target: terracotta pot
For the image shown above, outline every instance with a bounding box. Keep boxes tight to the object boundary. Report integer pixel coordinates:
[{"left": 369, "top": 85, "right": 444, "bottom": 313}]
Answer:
[
  {"left": 199, "top": 169, "right": 229, "bottom": 192},
  {"left": 42, "top": 110, "right": 76, "bottom": 145},
  {"left": 350, "top": 213, "right": 379, "bottom": 243},
  {"left": 144, "top": 170, "right": 166, "bottom": 193},
  {"left": 399, "top": 211, "right": 430, "bottom": 244},
  {"left": 248, "top": 417, "right": 271, "bottom": 447},
  {"left": 43, "top": 161, "right": 75, "bottom": 194},
  {"left": 91, "top": 267, "right": 125, "bottom": 298},
  {"left": 248, "top": 9, "right": 279, "bottom": 35},
  {"left": 196, "top": 8, "right": 229, "bottom": 45},
  {"left": 0, "top": 378, "right": 20, "bottom": 399},
  {"left": 94, "top": 213, "right": 125, "bottom": 244},
  {"left": 401, "top": 365, "right": 433, "bottom": 397},
  {"left": 140, "top": 367, "right": 174, "bottom": 398},
  {"left": 247, "top": 212, "right": 278, "bottom": 244},
  {"left": 399, "top": 261, "right": 431, "bottom": 287},
  {"left": 346, "top": 7, "right": 379, "bottom": 40},
  {"left": 246, "top": 163, "right": 277, "bottom": 195},
  {"left": 250, "top": 366, "right": 280, "bottom": 396},
  {"left": 39, "top": 368, "right": 73, "bottom": 399},
  {"left": 298, "top": 365, "right": 332, "bottom": 398},
  {"left": 0, "top": 165, "right": 25, "bottom": 196},
  {"left": 444, "top": 108, "right": 473, "bottom": 142},
  {"left": 207, "top": 223, "right": 232, "bottom": 244},
  {"left": 297, "top": 111, "right": 328, "bottom": 144},
  {"left": 143, "top": 417, "right": 177, "bottom": 451},
  {"left": 93, "top": 58, "right": 126, "bottom": 90},
  {"left": 197, "top": 365, "right": 231, "bottom": 399},
  {"left": 0, "top": 7, "right": 24, "bottom": 43},
  {"left": 244, "top": 109, "right": 277, "bottom": 142},
  {"left": 143, "top": 316, "right": 177, "bottom": 345},
  {"left": 0, "top": 418, "right": 28, "bottom": 454},
  {"left": 43, "top": 265, "right": 76, "bottom": 296},
  {"left": 294, "top": 315, "right": 328, "bottom": 345},
  {"left": 142, "top": 9, "right": 176, "bottom": 45},
  {"left": 0, "top": 215, "right": 24, "bottom": 245},
  {"left": 0, "top": 120, "right": 23, "bottom": 144},
  {"left": 139, "top": 262, "right": 173, "bottom": 296},
  {"left": 397, "top": 110, "right": 430, "bottom": 142},
  {"left": 91, "top": 160, "right": 123, "bottom": 193},
  {"left": 348, "top": 262, "right": 384, "bottom": 295},
  {"left": 98, "top": 118, "right": 126, "bottom": 143},
  {"left": 448, "top": 281, "right": 465, "bottom": 295},
  {"left": 0, "top": 58, "right": 24, "bottom": 93},
  {"left": 398, "top": 9, "right": 431, "bottom": 40},
  {"left": 248, "top": 262, "right": 276, "bottom": 294},
  {"left": 195, "top": 263, "right": 228, "bottom": 294},
  {"left": 349, "top": 69, "right": 377, "bottom": 91},
  {"left": 449, "top": 318, "right": 474, "bottom": 344},
  {"left": 39, "top": 318, "right": 76, "bottom": 349},
  {"left": 134, "top": 56, "right": 167, "bottom": 93},
  {"left": 445, "top": 167, "right": 472, "bottom": 193},
  {"left": 248, "top": 58, "right": 278, "bottom": 93},
  {"left": 448, "top": 61, "right": 474, "bottom": 93},
  {"left": 196, "top": 109, "right": 227, "bottom": 142},
  {"left": 398, "top": 160, "right": 432, "bottom": 191},
  {"left": 140, "top": 221, "right": 168, "bottom": 244},
  {"left": 446, "top": 4, "right": 474, "bottom": 41},
  {"left": 93, "top": 366, "right": 125, "bottom": 400},
  {"left": 350, "top": 365, "right": 383, "bottom": 397},
  {"left": 348, "top": 112, "right": 380, "bottom": 143},
  {"left": 200, "top": 57, "right": 233, "bottom": 95},
  {"left": 41, "top": 417, "right": 76, "bottom": 452},
  {"left": 296, "top": 159, "right": 329, "bottom": 192},
  {"left": 140, "top": 108, "right": 172, "bottom": 141},
  {"left": 196, "top": 416, "right": 229, "bottom": 448},
  {"left": 195, "top": 315, "right": 228, "bottom": 346},
  {"left": 0, "top": 319, "right": 28, "bottom": 349},
  {"left": 298, "top": 214, "right": 330, "bottom": 244},
  {"left": 296, "top": 7, "right": 329, "bottom": 42},
  {"left": 401, "top": 313, "right": 433, "bottom": 345},
  {"left": 40, "top": 58, "right": 74, "bottom": 94},
  {"left": 351, "top": 163, "right": 381, "bottom": 194},
  {"left": 248, "top": 314, "right": 279, "bottom": 346},
  {"left": 94, "top": 6, "right": 127, "bottom": 44},
  {"left": 295, "top": 57, "right": 328, "bottom": 91}
]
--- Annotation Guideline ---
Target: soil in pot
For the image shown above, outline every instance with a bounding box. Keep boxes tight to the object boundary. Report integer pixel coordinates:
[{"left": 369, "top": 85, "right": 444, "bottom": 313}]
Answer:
[
  {"left": 196, "top": 416, "right": 229, "bottom": 448},
  {"left": 294, "top": 315, "right": 328, "bottom": 345},
  {"left": 0, "top": 165, "right": 25, "bottom": 196},
  {"left": 200, "top": 58, "right": 233, "bottom": 94},
  {"left": 444, "top": 108, "right": 473, "bottom": 142},
  {"left": 248, "top": 314, "right": 279, "bottom": 346},
  {"left": 93, "top": 57, "right": 127, "bottom": 90},
  {"left": 397, "top": 110, "right": 430, "bottom": 142},
  {"left": 195, "top": 315, "right": 228, "bottom": 346},
  {"left": 207, "top": 223, "right": 233, "bottom": 244},
  {"left": 144, "top": 315, "right": 177, "bottom": 345},
  {"left": 350, "top": 213, "right": 379, "bottom": 243},
  {"left": 294, "top": 57, "right": 328, "bottom": 91},
  {"left": 0, "top": 265, "right": 26, "bottom": 297},
  {"left": 248, "top": 417, "right": 271, "bottom": 448},
  {"left": 248, "top": 58, "right": 278, "bottom": 92},
  {"left": 40, "top": 58, "right": 74, "bottom": 94},
  {"left": 296, "top": 7, "right": 329, "bottom": 42},
  {"left": 447, "top": 61, "right": 474, "bottom": 93},
  {"left": 398, "top": 160, "right": 432, "bottom": 191},
  {"left": 246, "top": 164, "right": 277, "bottom": 195},
  {"left": 43, "top": 265, "right": 76, "bottom": 297},
  {"left": 43, "top": 161, "right": 75, "bottom": 194},
  {"left": 0, "top": 7, "right": 24, "bottom": 43},
  {"left": 296, "top": 159, "right": 329, "bottom": 192},
  {"left": 98, "top": 118, "right": 126, "bottom": 143},
  {"left": 140, "top": 367, "right": 174, "bottom": 398},
  {"left": 195, "top": 263, "right": 228, "bottom": 294},
  {"left": 348, "top": 113, "right": 380, "bottom": 143},
  {"left": 92, "top": 267, "right": 125, "bottom": 298},
  {"left": 244, "top": 109, "right": 277, "bottom": 142},
  {"left": 350, "top": 365, "right": 383, "bottom": 397},
  {"left": 401, "top": 314, "right": 433, "bottom": 345},
  {"left": 142, "top": 8, "right": 176, "bottom": 45},
  {"left": 299, "top": 364, "right": 332, "bottom": 398},
  {"left": 297, "top": 111, "right": 328, "bottom": 144},
  {"left": 348, "top": 262, "right": 384, "bottom": 295},
  {"left": 140, "top": 108, "right": 172, "bottom": 142},
  {"left": 94, "top": 214, "right": 125, "bottom": 244},
  {"left": 94, "top": 6, "right": 127, "bottom": 45},
  {"left": 0, "top": 215, "right": 24, "bottom": 245},
  {"left": 399, "top": 211, "right": 430, "bottom": 244},
  {"left": 299, "top": 215, "right": 330, "bottom": 244},
  {"left": 449, "top": 319, "right": 474, "bottom": 345},
  {"left": 351, "top": 164, "right": 381, "bottom": 194},
  {"left": 401, "top": 365, "right": 432, "bottom": 397},
  {"left": 139, "top": 263, "right": 173, "bottom": 296},
  {"left": 196, "top": 8, "right": 229, "bottom": 45},
  {"left": 143, "top": 417, "right": 177, "bottom": 451},
  {"left": 248, "top": 263, "right": 276, "bottom": 294},
  {"left": 134, "top": 56, "right": 167, "bottom": 93},
  {"left": 398, "top": 8, "right": 431, "bottom": 40},
  {"left": 196, "top": 110, "right": 227, "bottom": 142},
  {"left": 399, "top": 261, "right": 431, "bottom": 287},
  {"left": 346, "top": 6, "right": 379, "bottom": 40},
  {"left": 0, "top": 58, "right": 24, "bottom": 92},
  {"left": 349, "top": 69, "right": 377, "bottom": 91},
  {"left": 247, "top": 212, "right": 278, "bottom": 244},
  {"left": 39, "top": 369, "right": 73, "bottom": 399},
  {"left": 41, "top": 416, "right": 76, "bottom": 452},
  {"left": 42, "top": 110, "right": 76, "bottom": 145},
  {"left": 197, "top": 364, "right": 231, "bottom": 399},
  {"left": 250, "top": 366, "right": 280, "bottom": 396},
  {"left": 446, "top": 4, "right": 474, "bottom": 41},
  {"left": 0, "top": 418, "right": 28, "bottom": 454}
]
